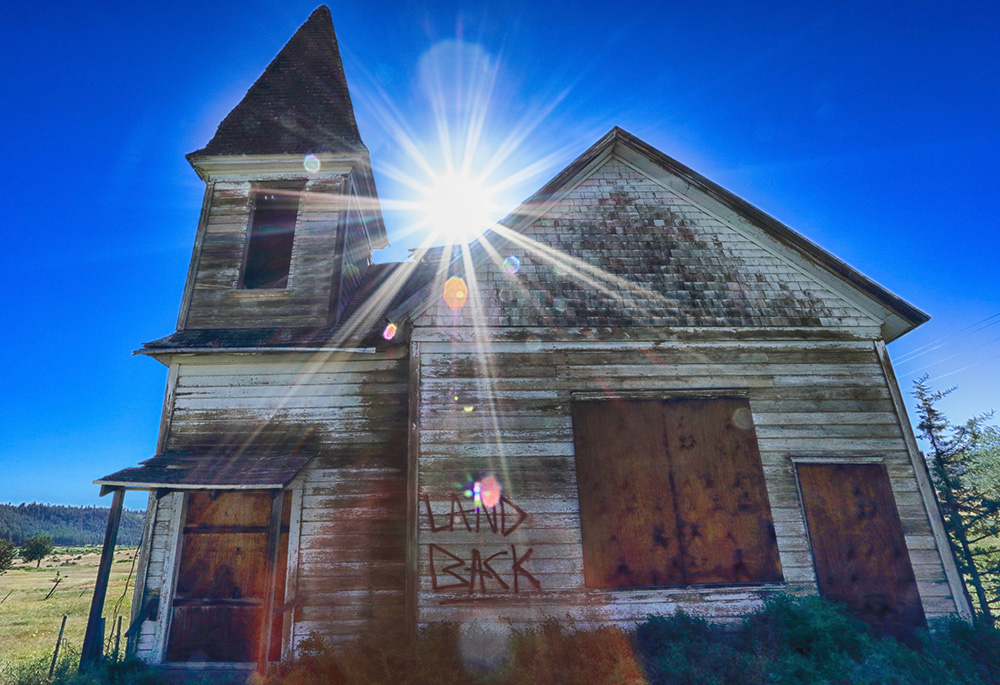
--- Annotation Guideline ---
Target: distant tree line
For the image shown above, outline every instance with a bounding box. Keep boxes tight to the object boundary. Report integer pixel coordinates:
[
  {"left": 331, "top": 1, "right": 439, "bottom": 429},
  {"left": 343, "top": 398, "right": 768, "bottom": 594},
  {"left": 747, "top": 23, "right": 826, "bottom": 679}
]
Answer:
[{"left": 0, "top": 502, "right": 144, "bottom": 547}]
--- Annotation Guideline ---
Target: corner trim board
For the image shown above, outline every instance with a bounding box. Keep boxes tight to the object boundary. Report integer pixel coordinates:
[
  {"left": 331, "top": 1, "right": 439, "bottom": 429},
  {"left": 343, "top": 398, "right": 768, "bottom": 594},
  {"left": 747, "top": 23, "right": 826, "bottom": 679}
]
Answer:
[
  {"left": 404, "top": 340, "right": 421, "bottom": 636},
  {"left": 153, "top": 493, "right": 187, "bottom": 662},
  {"left": 281, "top": 486, "right": 303, "bottom": 659},
  {"left": 874, "top": 339, "right": 972, "bottom": 619},
  {"left": 177, "top": 183, "right": 214, "bottom": 331},
  {"left": 126, "top": 492, "right": 159, "bottom": 657}
]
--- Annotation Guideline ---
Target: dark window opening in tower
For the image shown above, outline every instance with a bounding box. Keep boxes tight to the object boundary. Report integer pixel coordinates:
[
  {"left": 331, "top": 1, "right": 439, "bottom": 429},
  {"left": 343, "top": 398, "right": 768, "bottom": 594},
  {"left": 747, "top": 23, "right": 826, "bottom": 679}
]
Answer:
[{"left": 240, "top": 184, "right": 303, "bottom": 289}]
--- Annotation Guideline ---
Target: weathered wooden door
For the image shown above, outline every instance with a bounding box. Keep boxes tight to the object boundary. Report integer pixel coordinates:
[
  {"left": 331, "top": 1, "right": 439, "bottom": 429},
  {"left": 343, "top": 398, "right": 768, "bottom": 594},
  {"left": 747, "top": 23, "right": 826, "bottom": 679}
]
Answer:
[
  {"left": 166, "top": 491, "right": 290, "bottom": 663},
  {"left": 797, "top": 463, "right": 926, "bottom": 640}
]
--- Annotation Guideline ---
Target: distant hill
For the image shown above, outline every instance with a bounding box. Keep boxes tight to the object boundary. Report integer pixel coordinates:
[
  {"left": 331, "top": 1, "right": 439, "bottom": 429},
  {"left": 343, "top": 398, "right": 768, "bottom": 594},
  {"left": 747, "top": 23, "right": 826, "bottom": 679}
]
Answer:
[{"left": 0, "top": 502, "right": 144, "bottom": 547}]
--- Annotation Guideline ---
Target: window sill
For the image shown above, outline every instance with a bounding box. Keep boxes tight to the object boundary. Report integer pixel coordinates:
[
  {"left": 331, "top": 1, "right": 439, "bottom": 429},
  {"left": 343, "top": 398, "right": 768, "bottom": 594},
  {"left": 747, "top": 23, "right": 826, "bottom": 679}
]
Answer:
[{"left": 230, "top": 288, "right": 295, "bottom": 297}]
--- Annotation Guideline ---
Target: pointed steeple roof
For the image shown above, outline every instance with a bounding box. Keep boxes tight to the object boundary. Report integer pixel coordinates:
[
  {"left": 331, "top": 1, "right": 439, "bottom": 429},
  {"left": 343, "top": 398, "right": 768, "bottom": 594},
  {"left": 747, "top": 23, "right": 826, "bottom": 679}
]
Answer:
[{"left": 193, "top": 6, "right": 363, "bottom": 156}]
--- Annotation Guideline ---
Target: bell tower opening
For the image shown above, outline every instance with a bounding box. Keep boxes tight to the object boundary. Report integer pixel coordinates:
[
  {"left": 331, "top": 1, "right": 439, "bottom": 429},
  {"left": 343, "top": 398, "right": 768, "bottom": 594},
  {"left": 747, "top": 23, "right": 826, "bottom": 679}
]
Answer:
[{"left": 240, "top": 183, "right": 304, "bottom": 290}]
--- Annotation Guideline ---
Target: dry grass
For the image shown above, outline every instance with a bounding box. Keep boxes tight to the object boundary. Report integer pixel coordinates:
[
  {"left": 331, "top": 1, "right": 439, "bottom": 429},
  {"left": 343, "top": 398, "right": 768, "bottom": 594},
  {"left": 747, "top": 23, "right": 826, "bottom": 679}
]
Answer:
[{"left": 0, "top": 547, "right": 138, "bottom": 668}]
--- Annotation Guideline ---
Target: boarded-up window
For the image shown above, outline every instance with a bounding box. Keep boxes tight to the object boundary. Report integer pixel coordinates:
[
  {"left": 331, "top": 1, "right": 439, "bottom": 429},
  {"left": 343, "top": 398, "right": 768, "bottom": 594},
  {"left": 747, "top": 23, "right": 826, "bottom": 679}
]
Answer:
[
  {"left": 240, "top": 184, "right": 302, "bottom": 289},
  {"left": 797, "top": 463, "right": 926, "bottom": 640},
  {"left": 166, "top": 491, "right": 291, "bottom": 663},
  {"left": 572, "top": 398, "right": 782, "bottom": 588}
]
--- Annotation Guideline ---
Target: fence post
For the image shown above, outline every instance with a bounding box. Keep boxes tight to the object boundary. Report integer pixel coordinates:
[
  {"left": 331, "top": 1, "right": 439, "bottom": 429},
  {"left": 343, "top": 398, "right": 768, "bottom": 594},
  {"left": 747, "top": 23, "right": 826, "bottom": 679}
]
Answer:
[{"left": 49, "top": 615, "right": 67, "bottom": 677}]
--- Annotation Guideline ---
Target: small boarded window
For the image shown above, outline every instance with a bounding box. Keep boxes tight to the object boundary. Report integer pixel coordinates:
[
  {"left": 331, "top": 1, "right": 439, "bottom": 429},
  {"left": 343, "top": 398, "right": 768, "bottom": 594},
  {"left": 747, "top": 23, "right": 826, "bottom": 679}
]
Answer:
[
  {"left": 571, "top": 397, "right": 782, "bottom": 588},
  {"left": 240, "top": 184, "right": 303, "bottom": 289},
  {"left": 797, "top": 463, "right": 926, "bottom": 640}
]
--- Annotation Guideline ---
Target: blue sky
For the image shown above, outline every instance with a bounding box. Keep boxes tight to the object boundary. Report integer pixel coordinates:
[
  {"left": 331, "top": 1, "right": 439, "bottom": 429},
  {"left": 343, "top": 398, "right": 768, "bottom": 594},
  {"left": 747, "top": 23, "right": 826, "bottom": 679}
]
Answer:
[{"left": 2, "top": 1, "right": 998, "bottom": 508}]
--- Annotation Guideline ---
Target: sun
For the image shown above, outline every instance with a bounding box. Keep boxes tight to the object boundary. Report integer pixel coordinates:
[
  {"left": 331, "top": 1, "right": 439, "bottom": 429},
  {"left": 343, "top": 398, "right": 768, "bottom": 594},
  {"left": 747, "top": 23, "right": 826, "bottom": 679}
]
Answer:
[{"left": 422, "top": 172, "right": 496, "bottom": 242}]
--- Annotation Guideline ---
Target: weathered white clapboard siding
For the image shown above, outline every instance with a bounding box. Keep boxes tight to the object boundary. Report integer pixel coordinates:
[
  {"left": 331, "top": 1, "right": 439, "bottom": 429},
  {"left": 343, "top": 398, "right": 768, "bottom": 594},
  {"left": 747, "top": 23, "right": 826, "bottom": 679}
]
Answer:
[
  {"left": 139, "top": 350, "right": 408, "bottom": 658},
  {"left": 290, "top": 464, "right": 406, "bottom": 647},
  {"left": 134, "top": 493, "right": 183, "bottom": 662},
  {"left": 181, "top": 176, "right": 364, "bottom": 330},
  {"left": 411, "top": 336, "right": 960, "bottom": 625}
]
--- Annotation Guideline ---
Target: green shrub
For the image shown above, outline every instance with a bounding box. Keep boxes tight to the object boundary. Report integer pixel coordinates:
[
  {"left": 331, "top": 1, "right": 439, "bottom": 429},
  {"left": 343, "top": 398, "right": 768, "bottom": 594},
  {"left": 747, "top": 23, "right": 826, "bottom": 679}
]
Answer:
[
  {"left": 633, "top": 595, "right": 1000, "bottom": 685},
  {"left": 20, "top": 535, "right": 54, "bottom": 568},
  {"left": 739, "top": 593, "right": 878, "bottom": 682},
  {"left": 917, "top": 616, "right": 1000, "bottom": 685},
  {"left": 0, "top": 648, "right": 165, "bottom": 685},
  {"left": 634, "top": 612, "right": 760, "bottom": 684},
  {"left": 0, "top": 537, "right": 15, "bottom": 573}
]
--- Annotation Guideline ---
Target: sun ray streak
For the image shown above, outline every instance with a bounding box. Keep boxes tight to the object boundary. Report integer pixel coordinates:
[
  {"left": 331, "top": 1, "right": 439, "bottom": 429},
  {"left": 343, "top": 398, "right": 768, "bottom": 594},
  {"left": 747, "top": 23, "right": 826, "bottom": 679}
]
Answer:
[
  {"left": 486, "top": 223, "right": 677, "bottom": 320},
  {"left": 476, "top": 87, "right": 574, "bottom": 182},
  {"left": 457, "top": 241, "right": 515, "bottom": 495}
]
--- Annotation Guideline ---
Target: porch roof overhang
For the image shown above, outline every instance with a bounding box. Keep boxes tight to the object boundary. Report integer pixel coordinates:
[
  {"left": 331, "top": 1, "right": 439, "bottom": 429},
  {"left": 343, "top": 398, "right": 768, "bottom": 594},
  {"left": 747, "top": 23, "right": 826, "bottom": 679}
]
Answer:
[{"left": 94, "top": 451, "right": 311, "bottom": 493}]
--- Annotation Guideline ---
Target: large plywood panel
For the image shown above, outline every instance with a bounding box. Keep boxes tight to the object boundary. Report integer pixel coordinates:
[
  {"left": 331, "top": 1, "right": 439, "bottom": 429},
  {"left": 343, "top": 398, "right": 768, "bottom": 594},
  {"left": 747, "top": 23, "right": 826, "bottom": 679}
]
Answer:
[
  {"left": 664, "top": 398, "right": 783, "bottom": 584},
  {"left": 572, "top": 400, "right": 683, "bottom": 588}
]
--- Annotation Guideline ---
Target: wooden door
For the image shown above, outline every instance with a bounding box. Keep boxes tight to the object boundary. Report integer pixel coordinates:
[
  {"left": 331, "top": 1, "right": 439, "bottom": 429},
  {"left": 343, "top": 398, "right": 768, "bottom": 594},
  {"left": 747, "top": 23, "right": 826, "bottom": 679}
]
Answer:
[
  {"left": 798, "top": 463, "right": 926, "bottom": 640},
  {"left": 166, "top": 491, "right": 290, "bottom": 663}
]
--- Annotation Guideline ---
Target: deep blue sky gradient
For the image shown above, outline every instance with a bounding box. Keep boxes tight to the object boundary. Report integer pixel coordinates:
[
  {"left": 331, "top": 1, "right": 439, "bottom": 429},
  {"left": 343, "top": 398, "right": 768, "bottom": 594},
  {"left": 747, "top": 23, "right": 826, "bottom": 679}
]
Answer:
[{"left": 2, "top": 1, "right": 998, "bottom": 507}]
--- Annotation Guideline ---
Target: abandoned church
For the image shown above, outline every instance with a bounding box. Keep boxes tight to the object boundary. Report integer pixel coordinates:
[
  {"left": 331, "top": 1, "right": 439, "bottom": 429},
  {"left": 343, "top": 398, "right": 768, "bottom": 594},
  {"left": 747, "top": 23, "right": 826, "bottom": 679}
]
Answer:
[{"left": 84, "top": 4, "right": 970, "bottom": 672}]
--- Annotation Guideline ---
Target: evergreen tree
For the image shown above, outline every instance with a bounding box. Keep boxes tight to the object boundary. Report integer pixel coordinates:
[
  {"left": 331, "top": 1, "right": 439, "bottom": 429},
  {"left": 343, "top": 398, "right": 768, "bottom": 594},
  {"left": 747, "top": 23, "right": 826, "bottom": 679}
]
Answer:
[
  {"left": 20, "top": 534, "right": 54, "bottom": 568},
  {"left": 913, "top": 377, "right": 1000, "bottom": 622},
  {"left": 0, "top": 538, "right": 15, "bottom": 573}
]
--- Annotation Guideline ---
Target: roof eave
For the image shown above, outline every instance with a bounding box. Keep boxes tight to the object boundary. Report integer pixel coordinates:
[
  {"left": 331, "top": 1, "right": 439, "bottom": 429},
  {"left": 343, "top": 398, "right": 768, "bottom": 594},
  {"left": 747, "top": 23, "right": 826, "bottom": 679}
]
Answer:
[{"left": 187, "top": 151, "right": 368, "bottom": 181}]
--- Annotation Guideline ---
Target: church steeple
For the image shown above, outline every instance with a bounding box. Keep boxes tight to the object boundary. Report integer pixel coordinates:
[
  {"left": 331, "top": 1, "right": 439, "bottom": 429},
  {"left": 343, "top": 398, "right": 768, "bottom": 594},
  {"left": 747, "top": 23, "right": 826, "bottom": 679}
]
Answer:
[
  {"left": 174, "top": 6, "right": 387, "bottom": 334},
  {"left": 192, "top": 5, "right": 363, "bottom": 156}
]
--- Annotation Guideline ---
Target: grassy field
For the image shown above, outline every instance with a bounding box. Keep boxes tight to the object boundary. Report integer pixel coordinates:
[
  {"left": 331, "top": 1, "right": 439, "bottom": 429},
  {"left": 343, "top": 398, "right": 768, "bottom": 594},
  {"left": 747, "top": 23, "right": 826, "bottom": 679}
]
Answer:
[{"left": 0, "top": 547, "right": 138, "bottom": 669}]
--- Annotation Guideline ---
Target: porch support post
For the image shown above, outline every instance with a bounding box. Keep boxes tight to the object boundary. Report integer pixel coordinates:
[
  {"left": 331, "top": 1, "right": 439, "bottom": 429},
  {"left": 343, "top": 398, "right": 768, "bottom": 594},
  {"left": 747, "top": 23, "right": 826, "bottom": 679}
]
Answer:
[
  {"left": 80, "top": 487, "right": 125, "bottom": 670},
  {"left": 257, "top": 489, "right": 283, "bottom": 674}
]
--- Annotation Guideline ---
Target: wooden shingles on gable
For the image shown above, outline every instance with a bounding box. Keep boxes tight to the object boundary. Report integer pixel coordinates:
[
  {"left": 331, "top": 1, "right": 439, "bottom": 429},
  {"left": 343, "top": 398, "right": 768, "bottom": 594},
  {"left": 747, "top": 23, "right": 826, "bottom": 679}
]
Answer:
[
  {"left": 478, "top": 154, "right": 869, "bottom": 330},
  {"left": 403, "top": 128, "right": 927, "bottom": 341}
]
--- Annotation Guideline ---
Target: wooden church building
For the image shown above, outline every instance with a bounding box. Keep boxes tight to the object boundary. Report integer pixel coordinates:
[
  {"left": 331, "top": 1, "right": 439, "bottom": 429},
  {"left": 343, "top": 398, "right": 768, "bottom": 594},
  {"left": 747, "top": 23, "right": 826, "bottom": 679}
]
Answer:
[{"left": 88, "top": 4, "right": 970, "bottom": 671}]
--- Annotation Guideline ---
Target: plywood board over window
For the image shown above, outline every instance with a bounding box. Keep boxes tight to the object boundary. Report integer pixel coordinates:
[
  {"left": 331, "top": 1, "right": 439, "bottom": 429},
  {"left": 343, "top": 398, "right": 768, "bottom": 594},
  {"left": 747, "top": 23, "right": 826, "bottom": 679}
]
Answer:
[
  {"left": 797, "top": 463, "right": 926, "bottom": 640},
  {"left": 572, "top": 397, "right": 782, "bottom": 589}
]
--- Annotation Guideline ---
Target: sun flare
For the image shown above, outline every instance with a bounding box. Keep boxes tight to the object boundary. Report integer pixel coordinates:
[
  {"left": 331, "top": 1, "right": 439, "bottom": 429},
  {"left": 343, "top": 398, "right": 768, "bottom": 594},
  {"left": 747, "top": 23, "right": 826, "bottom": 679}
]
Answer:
[{"left": 422, "top": 173, "right": 496, "bottom": 242}]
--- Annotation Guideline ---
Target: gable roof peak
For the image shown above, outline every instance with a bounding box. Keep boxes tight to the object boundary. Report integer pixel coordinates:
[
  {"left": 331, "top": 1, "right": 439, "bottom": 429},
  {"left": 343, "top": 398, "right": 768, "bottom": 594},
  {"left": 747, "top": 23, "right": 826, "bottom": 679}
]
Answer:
[
  {"left": 191, "top": 5, "right": 364, "bottom": 158},
  {"left": 393, "top": 126, "right": 928, "bottom": 341}
]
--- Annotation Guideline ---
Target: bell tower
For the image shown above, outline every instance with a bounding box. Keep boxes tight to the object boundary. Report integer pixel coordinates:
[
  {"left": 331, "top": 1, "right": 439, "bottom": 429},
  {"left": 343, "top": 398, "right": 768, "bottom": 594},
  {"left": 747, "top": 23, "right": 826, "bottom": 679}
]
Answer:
[{"left": 177, "top": 5, "right": 387, "bottom": 331}]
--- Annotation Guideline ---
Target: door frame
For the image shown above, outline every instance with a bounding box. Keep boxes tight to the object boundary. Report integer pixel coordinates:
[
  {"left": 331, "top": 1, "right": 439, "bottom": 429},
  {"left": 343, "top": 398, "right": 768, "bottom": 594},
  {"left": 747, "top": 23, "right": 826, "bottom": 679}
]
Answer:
[{"left": 158, "top": 488, "right": 299, "bottom": 669}]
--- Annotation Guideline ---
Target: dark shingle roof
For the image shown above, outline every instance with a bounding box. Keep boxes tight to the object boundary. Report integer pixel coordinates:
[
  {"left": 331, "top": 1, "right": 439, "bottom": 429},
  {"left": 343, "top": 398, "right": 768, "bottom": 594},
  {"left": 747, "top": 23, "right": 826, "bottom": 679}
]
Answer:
[
  {"left": 191, "top": 5, "right": 363, "bottom": 157},
  {"left": 95, "top": 451, "right": 311, "bottom": 490}
]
